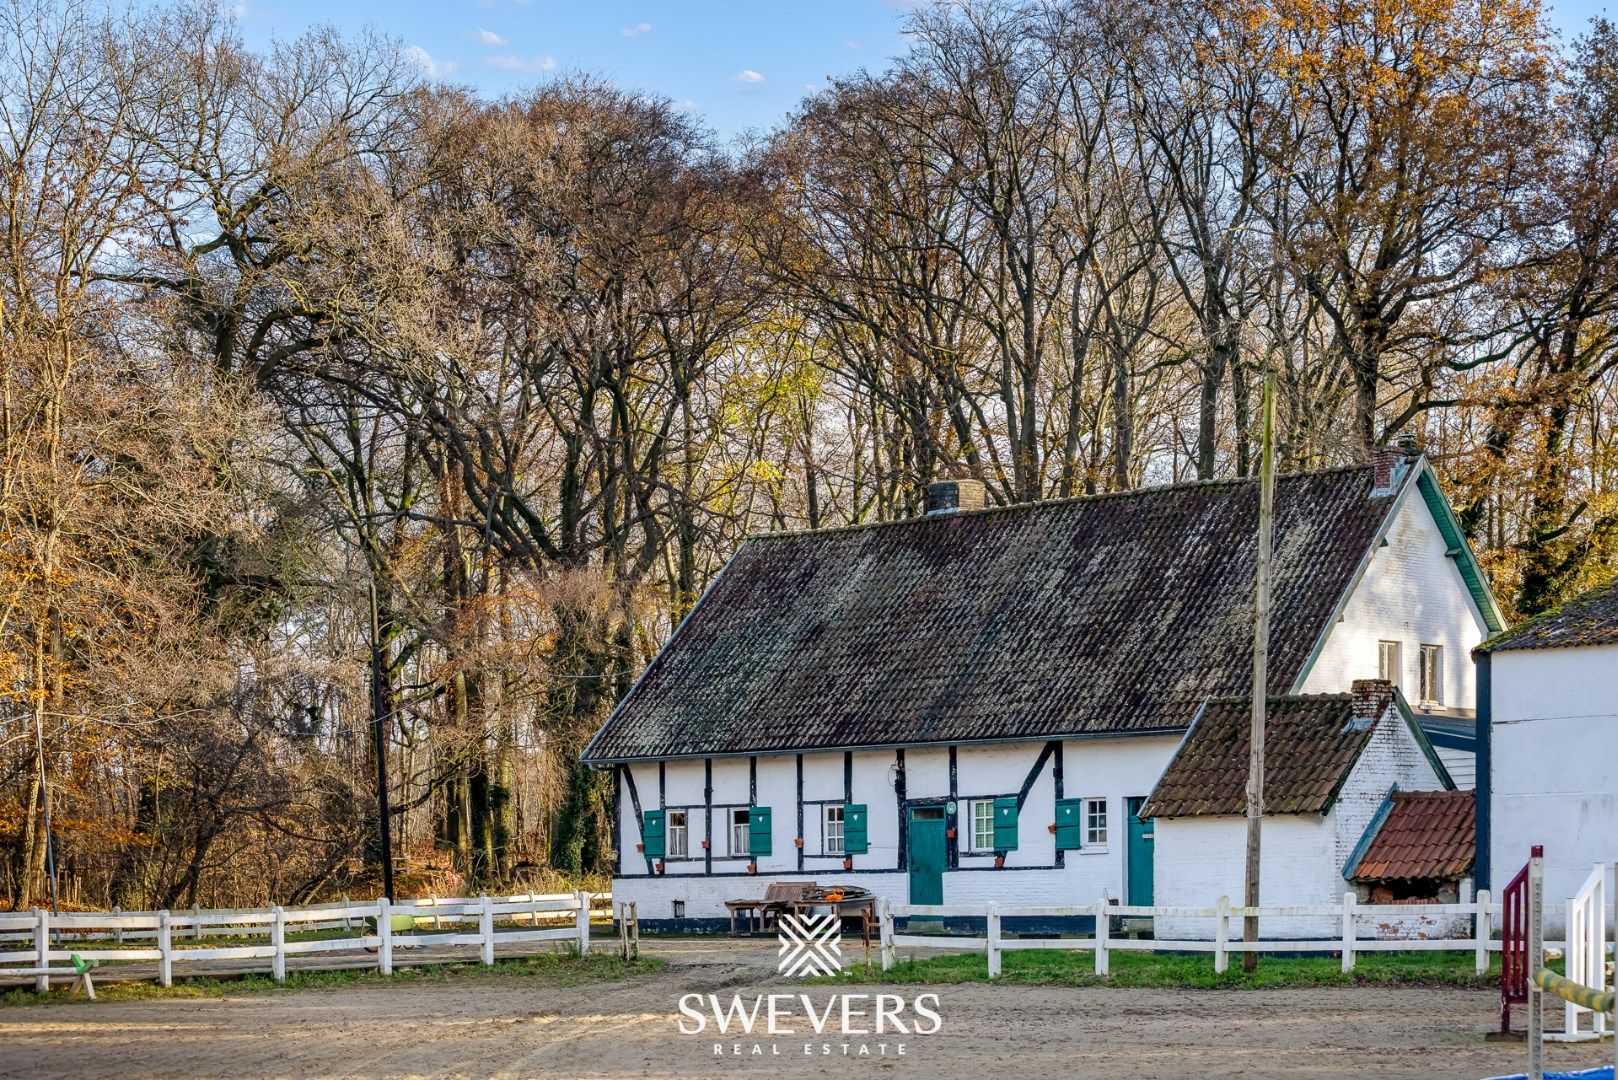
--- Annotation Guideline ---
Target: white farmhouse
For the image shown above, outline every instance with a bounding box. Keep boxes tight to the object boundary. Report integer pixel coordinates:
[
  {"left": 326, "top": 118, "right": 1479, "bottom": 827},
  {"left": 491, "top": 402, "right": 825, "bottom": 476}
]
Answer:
[
  {"left": 581, "top": 443, "right": 1503, "bottom": 929},
  {"left": 1478, "top": 578, "right": 1618, "bottom": 922},
  {"left": 1144, "top": 682, "right": 1469, "bottom": 939}
]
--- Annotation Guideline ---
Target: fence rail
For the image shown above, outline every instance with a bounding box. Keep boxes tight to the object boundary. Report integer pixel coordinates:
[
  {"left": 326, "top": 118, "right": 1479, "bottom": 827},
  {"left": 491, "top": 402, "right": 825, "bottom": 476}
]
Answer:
[
  {"left": 877, "top": 891, "right": 1577, "bottom": 978},
  {"left": 0, "top": 892, "right": 612, "bottom": 992}
]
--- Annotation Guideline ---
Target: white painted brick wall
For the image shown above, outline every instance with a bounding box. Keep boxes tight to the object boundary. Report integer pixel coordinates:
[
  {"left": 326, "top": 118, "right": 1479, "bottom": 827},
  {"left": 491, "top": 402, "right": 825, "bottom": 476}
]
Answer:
[{"left": 1299, "top": 491, "right": 1487, "bottom": 712}]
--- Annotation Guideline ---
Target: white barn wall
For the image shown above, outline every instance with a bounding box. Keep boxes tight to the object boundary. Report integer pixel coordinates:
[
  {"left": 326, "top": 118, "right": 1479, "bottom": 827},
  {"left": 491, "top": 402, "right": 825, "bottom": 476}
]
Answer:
[
  {"left": 1298, "top": 492, "right": 1487, "bottom": 711},
  {"left": 1491, "top": 643, "right": 1618, "bottom": 927}
]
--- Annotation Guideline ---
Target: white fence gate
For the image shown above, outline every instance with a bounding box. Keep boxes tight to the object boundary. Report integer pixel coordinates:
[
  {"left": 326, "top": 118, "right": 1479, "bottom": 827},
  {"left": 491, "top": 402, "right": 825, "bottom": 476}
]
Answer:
[{"left": 1548, "top": 864, "right": 1610, "bottom": 1043}]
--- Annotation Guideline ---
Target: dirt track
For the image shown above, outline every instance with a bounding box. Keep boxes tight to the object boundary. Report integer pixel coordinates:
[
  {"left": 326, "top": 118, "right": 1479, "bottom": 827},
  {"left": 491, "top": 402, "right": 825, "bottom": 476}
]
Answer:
[{"left": 0, "top": 939, "right": 1609, "bottom": 1079}]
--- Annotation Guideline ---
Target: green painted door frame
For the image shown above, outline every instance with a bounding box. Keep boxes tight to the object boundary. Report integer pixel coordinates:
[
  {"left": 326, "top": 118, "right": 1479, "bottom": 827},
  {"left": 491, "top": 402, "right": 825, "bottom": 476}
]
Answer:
[
  {"left": 907, "top": 806, "right": 947, "bottom": 905},
  {"left": 1126, "top": 796, "right": 1155, "bottom": 907}
]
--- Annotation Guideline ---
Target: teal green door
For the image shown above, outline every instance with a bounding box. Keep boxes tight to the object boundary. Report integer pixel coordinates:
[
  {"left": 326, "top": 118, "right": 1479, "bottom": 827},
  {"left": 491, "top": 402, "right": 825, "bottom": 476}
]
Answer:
[
  {"left": 1126, "top": 797, "right": 1154, "bottom": 906},
  {"left": 907, "top": 807, "right": 946, "bottom": 905}
]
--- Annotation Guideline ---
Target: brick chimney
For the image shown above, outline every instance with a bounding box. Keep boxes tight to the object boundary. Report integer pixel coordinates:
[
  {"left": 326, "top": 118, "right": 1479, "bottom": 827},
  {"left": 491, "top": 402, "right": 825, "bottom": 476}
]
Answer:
[
  {"left": 1349, "top": 678, "right": 1396, "bottom": 730},
  {"left": 925, "top": 478, "right": 987, "bottom": 516},
  {"left": 1370, "top": 433, "right": 1422, "bottom": 496}
]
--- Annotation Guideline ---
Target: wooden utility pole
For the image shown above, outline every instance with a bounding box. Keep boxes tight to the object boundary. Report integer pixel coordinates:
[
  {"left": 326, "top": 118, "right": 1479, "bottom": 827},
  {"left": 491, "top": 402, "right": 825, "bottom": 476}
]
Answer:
[
  {"left": 367, "top": 577, "right": 396, "bottom": 902},
  {"left": 1243, "top": 371, "right": 1277, "bottom": 973}
]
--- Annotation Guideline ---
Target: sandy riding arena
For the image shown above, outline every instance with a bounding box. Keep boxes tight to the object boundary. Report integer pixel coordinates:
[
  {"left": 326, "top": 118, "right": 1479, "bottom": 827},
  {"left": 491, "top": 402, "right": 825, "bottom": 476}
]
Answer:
[{"left": 0, "top": 940, "right": 1608, "bottom": 1079}]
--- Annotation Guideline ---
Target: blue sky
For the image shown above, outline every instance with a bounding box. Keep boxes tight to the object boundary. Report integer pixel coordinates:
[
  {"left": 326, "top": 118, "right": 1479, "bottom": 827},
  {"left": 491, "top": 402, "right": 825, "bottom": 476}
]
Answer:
[
  {"left": 234, "top": 1, "right": 914, "bottom": 141},
  {"left": 234, "top": 0, "right": 1615, "bottom": 143}
]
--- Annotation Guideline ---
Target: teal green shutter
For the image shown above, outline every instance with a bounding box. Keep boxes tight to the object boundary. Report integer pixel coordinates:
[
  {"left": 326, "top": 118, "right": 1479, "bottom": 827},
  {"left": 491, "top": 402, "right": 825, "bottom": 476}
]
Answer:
[
  {"left": 641, "top": 809, "right": 666, "bottom": 858},
  {"left": 844, "top": 804, "right": 868, "bottom": 854},
  {"left": 993, "top": 796, "right": 1019, "bottom": 851},
  {"left": 748, "top": 805, "right": 772, "bottom": 857},
  {"left": 1054, "top": 798, "right": 1083, "bottom": 851}
]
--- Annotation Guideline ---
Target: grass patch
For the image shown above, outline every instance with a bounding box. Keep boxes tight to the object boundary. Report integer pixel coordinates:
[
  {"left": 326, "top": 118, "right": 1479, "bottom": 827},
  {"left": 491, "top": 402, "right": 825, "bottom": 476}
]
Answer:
[
  {"left": 819, "top": 947, "right": 1501, "bottom": 990},
  {"left": 0, "top": 951, "right": 664, "bottom": 1008}
]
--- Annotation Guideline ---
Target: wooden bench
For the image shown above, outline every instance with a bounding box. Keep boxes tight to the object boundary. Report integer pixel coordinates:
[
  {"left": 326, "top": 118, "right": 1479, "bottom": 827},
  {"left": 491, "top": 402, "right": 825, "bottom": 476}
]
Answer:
[{"left": 725, "top": 882, "right": 817, "bottom": 935}]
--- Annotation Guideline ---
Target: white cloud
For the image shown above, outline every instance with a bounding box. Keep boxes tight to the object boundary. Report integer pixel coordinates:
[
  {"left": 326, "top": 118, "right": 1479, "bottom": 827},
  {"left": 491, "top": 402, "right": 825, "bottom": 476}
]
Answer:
[
  {"left": 475, "top": 28, "right": 505, "bottom": 46},
  {"left": 844, "top": 39, "right": 862, "bottom": 50},
  {"left": 403, "top": 45, "right": 457, "bottom": 79},
  {"left": 674, "top": 99, "right": 699, "bottom": 113},
  {"left": 732, "top": 69, "right": 765, "bottom": 84},
  {"left": 620, "top": 21, "right": 651, "bottom": 38},
  {"left": 230, "top": 1, "right": 250, "bottom": 19},
  {"left": 486, "top": 54, "right": 557, "bottom": 72}
]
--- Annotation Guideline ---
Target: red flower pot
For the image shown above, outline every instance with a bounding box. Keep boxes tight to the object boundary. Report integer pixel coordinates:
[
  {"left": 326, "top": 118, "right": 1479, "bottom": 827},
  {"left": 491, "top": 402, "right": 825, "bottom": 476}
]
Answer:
[
  {"left": 655, "top": 860, "right": 665, "bottom": 873},
  {"left": 842, "top": 857, "right": 854, "bottom": 871},
  {"left": 994, "top": 855, "right": 1005, "bottom": 869}
]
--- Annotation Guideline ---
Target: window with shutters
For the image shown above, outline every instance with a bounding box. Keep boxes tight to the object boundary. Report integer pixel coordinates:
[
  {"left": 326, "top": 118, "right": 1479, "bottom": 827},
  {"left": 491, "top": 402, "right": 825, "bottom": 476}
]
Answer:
[
  {"left": 728, "top": 808, "right": 749, "bottom": 856},
  {"left": 1084, "top": 798, "right": 1109, "bottom": 847},
  {"left": 968, "top": 800, "right": 996, "bottom": 852},
  {"left": 823, "top": 805, "right": 844, "bottom": 855},
  {"left": 1419, "top": 643, "right": 1443, "bottom": 704},
  {"left": 1378, "top": 640, "right": 1402, "bottom": 685},
  {"left": 666, "top": 810, "right": 688, "bottom": 858}
]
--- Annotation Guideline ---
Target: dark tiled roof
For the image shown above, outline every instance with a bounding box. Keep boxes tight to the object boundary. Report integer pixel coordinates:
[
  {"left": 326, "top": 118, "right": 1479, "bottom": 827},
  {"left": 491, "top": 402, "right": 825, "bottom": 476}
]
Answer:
[
  {"left": 584, "top": 466, "right": 1401, "bottom": 762},
  {"left": 1481, "top": 577, "right": 1618, "bottom": 653},
  {"left": 1141, "top": 695, "right": 1373, "bottom": 817},
  {"left": 1348, "top": 790, "right": 1475, "bottom": 881}
]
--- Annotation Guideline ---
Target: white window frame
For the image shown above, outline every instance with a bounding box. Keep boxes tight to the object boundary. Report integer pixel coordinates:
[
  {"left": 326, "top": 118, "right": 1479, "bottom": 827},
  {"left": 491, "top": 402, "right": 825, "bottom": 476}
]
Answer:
[
  {"left": 967, "top": 799, "right": 997, "bottom": 853},
  {"left": 1084, "top": 797, "right": 1109, "bottom": 849},
  {"left": 1377, "top": 640, "right": 1402, "bottom": 686},
  {"left": 666, "top": 809, "right": 689, "bottom": 858},
  {"left": 1419, "top": 643, "right": 1443, "bottom": 705},
  {"left": 823, "top": 805, "right": 845, "bottom": 856},
  {"left": 727, "top": 808, "right": 749, "bottom": 857}
]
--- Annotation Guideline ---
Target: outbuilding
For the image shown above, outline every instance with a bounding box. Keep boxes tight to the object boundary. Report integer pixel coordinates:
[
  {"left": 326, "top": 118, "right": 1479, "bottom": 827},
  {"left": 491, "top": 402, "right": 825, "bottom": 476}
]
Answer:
[
  {"left": 1478, "top": 577, "right": 1618, "bottom": 924},
  {"left": 1143, "top": 681, "right": 1458, "bottom": 939}
]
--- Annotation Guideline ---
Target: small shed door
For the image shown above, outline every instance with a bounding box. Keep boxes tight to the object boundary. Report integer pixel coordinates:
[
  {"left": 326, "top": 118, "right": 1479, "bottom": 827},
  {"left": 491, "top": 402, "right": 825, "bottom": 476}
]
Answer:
[
  {"left": 1126, "top": 796, "right": 1155, "bottom": 907},
  {"left": 907, "top": 806, "right": 946, "bottom": 906}
]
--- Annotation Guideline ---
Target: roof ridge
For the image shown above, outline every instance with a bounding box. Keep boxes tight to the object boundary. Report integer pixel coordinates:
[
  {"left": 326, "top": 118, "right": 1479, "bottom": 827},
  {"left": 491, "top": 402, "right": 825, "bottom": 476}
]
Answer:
[
  {"left": 1481, "top": 573, "right": 1618, "bottom": 652},
  {"left": 746, "top": 462, "right": 1374, "bottom": 543}
]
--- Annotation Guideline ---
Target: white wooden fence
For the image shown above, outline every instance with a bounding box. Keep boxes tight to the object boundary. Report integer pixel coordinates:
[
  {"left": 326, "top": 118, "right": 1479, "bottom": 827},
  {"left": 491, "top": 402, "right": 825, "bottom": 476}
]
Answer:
[
  {"left": 0, "top": 892, "right": 610, "bottom": 992},
  {"left": 1550, "top": 864, "right": 1610, "bottom": 1042},
  {"left": 877, "top": 891, "right": 1582, "bottom": 978}
]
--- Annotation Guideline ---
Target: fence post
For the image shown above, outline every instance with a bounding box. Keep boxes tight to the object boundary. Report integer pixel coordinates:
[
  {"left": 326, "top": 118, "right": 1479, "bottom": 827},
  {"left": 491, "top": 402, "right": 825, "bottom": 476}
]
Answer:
[
  {"left": 271, "top": 905, "right": 286, "bottom": 982},
  {"left": 157, "top": 910, "right": 173, "bottom": 988},
  {"left": 986, "top": 902, "right": 1001, "bottom": 979},
  {"left": 574, "top": 891, "right": 591, "bottom": 956},
  {"left": 341, "top": 895, "right": 351, "bottom": 931},
  {"left": 1528, "top": 850, "right": 1545, "bottom": 1080},
  {"left": 1214, "top": 896, "right": 1230, "bottom": 975},
  {"left": 1475, "top": 889, "right": 1491, "bottom": 973},
  {"left": 479, "top": 895, "right": 495, "bottom": 966},
  {"left": 629, "top": 901, "right": 639, "bottom": 960},
  {"left": 192, "top": 904, "right": 203, "bottom": 941},
  {"left": 1094, "top": 898, "right": 1110, "bottom": 976},
  {"left": 879, "top": 898, "right": 894, "bottom": 972},
  {"left": 377, "top": 897, "right": 393, "bottom": 977},
  {"left": 112, "top": 905, "right": 123, "bottom": 945},
  {"left": 1341, "top": 891, "right": 1357, "bottom": 973},
  {"left": 33, "top": 908, "right": 49, "bottom": 993}
]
